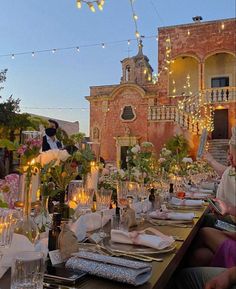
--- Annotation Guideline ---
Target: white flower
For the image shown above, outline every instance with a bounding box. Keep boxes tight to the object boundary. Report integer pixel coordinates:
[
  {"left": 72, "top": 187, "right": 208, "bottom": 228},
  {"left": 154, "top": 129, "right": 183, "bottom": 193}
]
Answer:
[
  {"left": 141, "top": 141, "right": 154, "bottom": 148},
  {"left": 161, "top": 148, "right": 171, "bottom": 156},
  {"left": 118, "top": 169, "right": 126, "bottom": 178},
  {"left": 182, "top": 157, "right": 193, "bottom": 163},
  {"left": 131, "top": 145, "right": 140, "bottom": 154},
  {"left": 37, "top": 149, "right": 70, "bottom": 167},
  {"left": 158, "top": 157, "right": 166, "bottom": 163},
  {"left": 131, "top": 168, "right": 142, "bottom": 179}
]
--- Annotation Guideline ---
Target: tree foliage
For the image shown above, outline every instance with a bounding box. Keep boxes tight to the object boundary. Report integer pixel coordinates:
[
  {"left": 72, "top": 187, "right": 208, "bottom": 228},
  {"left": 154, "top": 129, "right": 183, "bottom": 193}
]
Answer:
[{"left": 0, "top": 69, "right": 44, "bottom": 139}]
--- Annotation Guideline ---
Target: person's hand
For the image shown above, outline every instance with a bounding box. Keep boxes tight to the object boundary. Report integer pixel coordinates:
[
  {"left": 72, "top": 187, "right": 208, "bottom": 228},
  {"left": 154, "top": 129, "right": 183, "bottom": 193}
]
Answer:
[
  {"left": 205, "top": 269, "right": 231, "bottom": 289},
  {"left": 213, "top": 198, "right": 229, "bottom": 216}
]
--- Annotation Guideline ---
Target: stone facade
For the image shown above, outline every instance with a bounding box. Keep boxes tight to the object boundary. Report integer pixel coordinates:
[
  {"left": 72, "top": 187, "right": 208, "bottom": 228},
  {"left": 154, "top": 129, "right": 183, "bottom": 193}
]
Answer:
[{"left": 87, "top": 18, "right": 236, "bottom": 165}]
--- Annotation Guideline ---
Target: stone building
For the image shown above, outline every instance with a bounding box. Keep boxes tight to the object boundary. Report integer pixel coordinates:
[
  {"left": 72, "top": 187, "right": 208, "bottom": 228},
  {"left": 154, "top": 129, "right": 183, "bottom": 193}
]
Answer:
[{"left": 87, "top": 17, "right": 236, "bottom": 166}]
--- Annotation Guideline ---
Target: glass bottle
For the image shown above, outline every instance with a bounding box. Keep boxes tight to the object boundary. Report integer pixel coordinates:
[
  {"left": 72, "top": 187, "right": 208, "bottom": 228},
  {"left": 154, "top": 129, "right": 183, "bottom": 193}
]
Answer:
[
  {"left": 48, "top": 213, "right": 62, "bottom": 252},
  {"left": 169, "top": 183, "right": 174, "bottom": 195}
]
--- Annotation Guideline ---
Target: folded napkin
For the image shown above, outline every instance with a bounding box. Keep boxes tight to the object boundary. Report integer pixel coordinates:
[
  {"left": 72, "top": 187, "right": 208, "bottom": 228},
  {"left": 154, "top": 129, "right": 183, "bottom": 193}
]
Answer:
[
  {"left": 199, "top": 188, "right": 214, "bottom": 194},
  {"left": 111, "top": 229, "right": 174, "bottom": 250},
  {"left": 185, "top": 192, "right": 212, "bottom": 199},
  {"left": 66, "top": 251, "right": 152, "bottom": 286},
  {"left": 133, "top": 200, "right": 152, "bottom": 214},
  {"left": 170, "top": 197, "right": 203, "bottom": 207},
  {"left": 190, "top": 187, "right": 214, "bottom": 194},
  {"left": 149, "top": 210, "right": 194, "bottom": 221},
  {"left": 200, "top": 182, "right": 215, "bottom": 191},
  {"left": 71, "top": 210, "right": 114, "bottom": 241}
]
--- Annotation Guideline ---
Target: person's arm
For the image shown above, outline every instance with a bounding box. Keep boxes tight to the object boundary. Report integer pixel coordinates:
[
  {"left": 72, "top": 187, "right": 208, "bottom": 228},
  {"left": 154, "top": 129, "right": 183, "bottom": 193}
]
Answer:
[
  {"left": 214, "top": 198, "right": 236, "bottom": 217},
  {"left": 205, "top": 267, "right": 236, "bottom": 289},
  {"left": 203, "top": 152, "right": 227, "bottom": 177}
]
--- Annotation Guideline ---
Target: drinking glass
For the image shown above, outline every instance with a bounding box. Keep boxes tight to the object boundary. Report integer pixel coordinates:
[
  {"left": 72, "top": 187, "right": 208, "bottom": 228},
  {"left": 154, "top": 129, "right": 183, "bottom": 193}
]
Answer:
[
  {"left": 96, "top": 188, "right": 112, "bottom": 237},
  {"left": 0, "top": 209, "right": 15, "bottom": 257},
  {"left": 68, "top": 180, "right": 84, "bottom": 203},
  {"left": 11, "top": 251, "right": 45, "bottom": 289}
]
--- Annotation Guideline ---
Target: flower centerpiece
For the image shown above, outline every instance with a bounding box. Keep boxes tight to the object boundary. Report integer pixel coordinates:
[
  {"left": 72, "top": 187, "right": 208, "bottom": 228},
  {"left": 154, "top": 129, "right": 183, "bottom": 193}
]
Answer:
[
  {"left": 127, "top": 142, "right": 156, "bottom": 184},
  {"left": 15, "top": 135, "right": 42, "bottom": 243}
]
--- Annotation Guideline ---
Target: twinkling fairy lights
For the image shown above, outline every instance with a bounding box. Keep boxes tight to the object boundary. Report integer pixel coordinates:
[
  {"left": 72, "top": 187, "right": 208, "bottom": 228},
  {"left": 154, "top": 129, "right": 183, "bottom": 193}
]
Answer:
[{"left": 76, "top": 0, "right": 105, "bottom": 12}]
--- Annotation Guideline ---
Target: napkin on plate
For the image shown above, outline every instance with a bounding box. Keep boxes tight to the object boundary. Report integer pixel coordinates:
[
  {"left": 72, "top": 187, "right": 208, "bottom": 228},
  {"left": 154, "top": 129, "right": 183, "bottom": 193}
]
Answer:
[
  {"left": 190, "top": 187, "right": 214, "bottom": 194},
  {"left": 66, "top": 251, "right": 152, "bottom": 286},
  {"left": 185, "top": 192, "right": 211, "bottom": 199},
  {"left": 111, "top": 229, "right": 174, "bottom": 250},
  {"left": 71, "top": 210, "right": 114, "bottom": 241},
  {"left": 133, "top": 200, "right": 152, "bottom": 214},
  {"left": 170, "top": 197, "right": 203, "bottom": 207},
  {"left": 200, "top": 182, "right": 215, "bottom": 191},
  {"left": 149, "top": 210, "right": 194, "bottom": 221}
]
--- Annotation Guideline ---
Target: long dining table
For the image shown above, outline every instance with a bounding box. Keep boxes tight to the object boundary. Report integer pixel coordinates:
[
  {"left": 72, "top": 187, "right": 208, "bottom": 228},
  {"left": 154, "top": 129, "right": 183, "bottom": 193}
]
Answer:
[{"left": 0, "top": 205, "right": 208, "bottom": 289}]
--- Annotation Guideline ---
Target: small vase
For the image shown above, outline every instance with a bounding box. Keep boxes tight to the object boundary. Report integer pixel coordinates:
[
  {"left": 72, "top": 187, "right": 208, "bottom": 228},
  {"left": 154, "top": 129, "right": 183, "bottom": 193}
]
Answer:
[
  {"left": 34, "top": 196, "right": 52, "bottom": 233},
  {"left": 14, "top": 174, "right": 39, "bottom": 244}
]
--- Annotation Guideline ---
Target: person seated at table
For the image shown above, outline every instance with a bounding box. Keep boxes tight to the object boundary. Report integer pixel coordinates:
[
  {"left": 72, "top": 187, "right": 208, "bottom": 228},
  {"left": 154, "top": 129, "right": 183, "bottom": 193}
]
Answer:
[
  {"left": 216, "top": 127, "right": 236, "bottom": 209},
  {"left": 175, "top": 266, "right": 236, "bottom": 289},
  {"left": 173, "top": 228, "right": 236, "bottom": 288},
  {"left": 203, "top": 128, "right": 236, "bottom": 226},
  {"left": 188, "top": 227, "right": 236, "bottom": 268},
  {"left": 42, "top": 119, "right": 62, "bottom": 151}
]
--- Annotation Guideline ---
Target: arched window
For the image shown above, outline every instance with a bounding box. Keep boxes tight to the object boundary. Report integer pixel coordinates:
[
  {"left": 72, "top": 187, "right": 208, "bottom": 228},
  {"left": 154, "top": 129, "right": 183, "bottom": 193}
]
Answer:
[{"left": 125, "top": 65, "right": 131, "bottom": 81}]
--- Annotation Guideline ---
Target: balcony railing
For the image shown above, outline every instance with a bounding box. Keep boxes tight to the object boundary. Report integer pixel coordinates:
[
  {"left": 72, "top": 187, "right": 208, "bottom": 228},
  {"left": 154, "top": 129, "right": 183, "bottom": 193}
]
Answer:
[
  {"left": 148, "top": 87, "right": 235, "bottom": 135},
  {"left": 203, "top": 86, "right": 236, "bottom": 104},
  {"left": 148, "top": 105, "right": 199, "bottom": 133}
]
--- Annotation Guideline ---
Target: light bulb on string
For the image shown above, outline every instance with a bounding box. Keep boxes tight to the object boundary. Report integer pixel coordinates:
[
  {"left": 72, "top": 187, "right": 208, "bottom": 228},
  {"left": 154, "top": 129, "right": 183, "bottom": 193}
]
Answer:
[
  {"left": 52, "top": 49, "right": 56, "bottom": 54},
  {"left": 127, "top": 39, "right": 131, "bottom": 45},
  {"left": 133, "top": 14, "right": 138, "bottom": 20},
  {"left": 31, "top": 52, "right": 35, "bottom": 57},
  {"left": 102, "top": 43, "right": 105, "bottom": 48},
  {"left": 88, "top": 2, "right": 96, "bottom": 12},
  {"left": 97, "top": 2, "right": 103, "bottom": 10},
  {"left": 76, "top": 47, "right": 80, "bottom": 52},
  {"left": 77, "top": 0, "right": 82, "bottom": 8},
  {"left": 135, "top": 31, "right": 140, "bottom": 38},
  {"left": 11, "top": 54, "right": 15, "bottom": 59}
]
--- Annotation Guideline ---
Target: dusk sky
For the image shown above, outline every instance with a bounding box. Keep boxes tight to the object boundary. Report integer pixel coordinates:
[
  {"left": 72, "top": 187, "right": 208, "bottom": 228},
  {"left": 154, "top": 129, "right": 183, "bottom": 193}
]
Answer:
[{"left": 0, "top": 0, "right": 235, "bottom": 135}]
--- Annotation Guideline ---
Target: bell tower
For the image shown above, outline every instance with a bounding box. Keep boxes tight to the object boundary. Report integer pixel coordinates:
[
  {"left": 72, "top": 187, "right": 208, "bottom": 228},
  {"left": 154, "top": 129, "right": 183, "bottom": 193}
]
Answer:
[{"left": 120, "top": 40, "right": 153, "bottom": 85}]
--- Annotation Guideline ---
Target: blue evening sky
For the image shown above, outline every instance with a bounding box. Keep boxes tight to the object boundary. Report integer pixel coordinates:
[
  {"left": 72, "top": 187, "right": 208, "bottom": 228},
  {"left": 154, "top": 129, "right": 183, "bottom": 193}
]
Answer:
[{"left": 0, "top": 0, "right": 235, "bottom": 135}]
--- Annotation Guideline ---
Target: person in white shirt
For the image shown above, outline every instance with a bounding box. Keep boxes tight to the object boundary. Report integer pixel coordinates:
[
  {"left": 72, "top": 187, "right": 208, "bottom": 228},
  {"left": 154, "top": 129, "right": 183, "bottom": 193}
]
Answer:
[{"left": 216, "top": 127, "right": 236, "bottom": 208}]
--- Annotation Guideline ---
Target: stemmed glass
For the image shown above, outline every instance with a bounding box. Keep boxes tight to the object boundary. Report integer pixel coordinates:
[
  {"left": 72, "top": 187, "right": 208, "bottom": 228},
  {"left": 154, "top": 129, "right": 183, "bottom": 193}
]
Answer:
[{"left": 96, "top": 188, "right": 112, "bottom": 238}]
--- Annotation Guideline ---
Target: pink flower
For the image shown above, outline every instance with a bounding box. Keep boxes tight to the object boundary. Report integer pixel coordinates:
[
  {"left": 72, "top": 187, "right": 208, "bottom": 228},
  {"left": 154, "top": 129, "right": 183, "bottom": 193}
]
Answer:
[{"left": 17, "top": 145, "right": 27, "bottom": 155}]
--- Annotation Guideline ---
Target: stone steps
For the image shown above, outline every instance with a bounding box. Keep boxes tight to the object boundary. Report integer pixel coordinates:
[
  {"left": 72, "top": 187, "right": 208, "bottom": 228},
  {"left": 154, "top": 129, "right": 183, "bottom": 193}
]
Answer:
[{"left": 208, "top": 139, "right": 229, "bottom": 166}]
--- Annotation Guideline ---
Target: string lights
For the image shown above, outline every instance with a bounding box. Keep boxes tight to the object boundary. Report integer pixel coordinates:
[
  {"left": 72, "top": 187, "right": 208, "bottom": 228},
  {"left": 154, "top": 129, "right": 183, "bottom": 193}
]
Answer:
[
  {"left": 76, "top": 0, "right": 105, "bottom": 12},
  {"left": 21, "top": 106, "right": 89, "bottom": 111},
  {"left": 0, "top": 35, "right": 157, "bottom": 59},
  {"left": 129, "top": 0, "right": 141, "bottom": 42}
]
